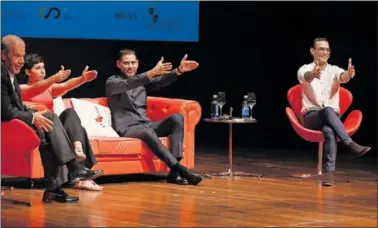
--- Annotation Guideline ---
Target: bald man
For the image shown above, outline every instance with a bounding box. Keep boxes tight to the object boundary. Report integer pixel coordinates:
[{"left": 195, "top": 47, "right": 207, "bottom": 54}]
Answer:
[{"left": 1, "top": 35, "right": 103, "bottom": 203}]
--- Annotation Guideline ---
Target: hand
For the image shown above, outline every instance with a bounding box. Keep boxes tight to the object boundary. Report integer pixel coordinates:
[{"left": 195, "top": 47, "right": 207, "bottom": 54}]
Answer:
[
  {"left": 347, "top": 58, "right": 355, "bottom": 78},
  {"left": 81, "top": 66, "right": 98, "bottom": 82},
  {"left": 312, "top": 59, "right": 325, "bottom": 79},
  {"left": 151, "top": 57, "right": 172, "bottom": 76},
  {"left": 53, "top": 65, "right": 71, "bottom": 82},
  {"left": 178, "top": 54, "right": 199, "bottom": 74},
  {"left": 33, "top": 111, "right": 53, "bottom": 132}
]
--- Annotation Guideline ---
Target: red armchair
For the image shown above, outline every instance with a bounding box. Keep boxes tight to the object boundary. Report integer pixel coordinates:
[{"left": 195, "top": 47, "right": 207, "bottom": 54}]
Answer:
[
  {"left": 285, "top": 84, "right": 363, "bottom": 176},
  {"left": 1, "top": 102, "right": 47, "bottom": 187}
]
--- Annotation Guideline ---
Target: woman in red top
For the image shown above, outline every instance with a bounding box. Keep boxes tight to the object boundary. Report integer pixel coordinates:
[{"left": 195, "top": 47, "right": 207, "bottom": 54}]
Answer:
[{"left": 20, "top": 53, "right": 102, "bottom": 191}]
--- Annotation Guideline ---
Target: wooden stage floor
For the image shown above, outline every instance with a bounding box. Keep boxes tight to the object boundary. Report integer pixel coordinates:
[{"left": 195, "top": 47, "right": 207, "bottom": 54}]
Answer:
[{"left": 1, "top": 147, "right": 377, "bottom": 227}]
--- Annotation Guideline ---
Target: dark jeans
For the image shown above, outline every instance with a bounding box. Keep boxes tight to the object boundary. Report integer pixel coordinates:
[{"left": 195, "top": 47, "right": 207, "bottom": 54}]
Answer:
[
  {"left": 303, "top": 107, "right": 352, "bottom": 171},
  {"left": 119, "top": 114, "right": 184, "bottom": 168}
]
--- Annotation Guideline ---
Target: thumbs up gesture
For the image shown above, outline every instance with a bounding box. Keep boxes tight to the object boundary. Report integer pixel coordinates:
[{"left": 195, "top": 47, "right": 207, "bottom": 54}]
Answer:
[
  {"left": 81, "top": 65, "right": 98, "bottom": 82},
  {"left": 151, "top": 57, "right": 172, "bottom": 76},
  {"left": 347, "top": 58, "right": 355, "bottom": 78},
  {"left": 53, "top": 65, "right": 71, "bottom": 82},
  {"left": 177, "top": 54, "right": 199, "bottom": 74}
]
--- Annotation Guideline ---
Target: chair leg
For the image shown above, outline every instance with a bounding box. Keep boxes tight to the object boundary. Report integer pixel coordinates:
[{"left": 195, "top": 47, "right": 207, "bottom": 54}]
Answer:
[{"left": 317, "top": 142, "right": 323, "bottom": 176}]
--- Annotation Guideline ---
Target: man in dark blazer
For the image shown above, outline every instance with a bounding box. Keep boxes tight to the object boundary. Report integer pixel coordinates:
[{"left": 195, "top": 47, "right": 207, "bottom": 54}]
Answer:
[
  {"left": 1, "top": 35, "right": 103, "bottom": 203},
  {"left": 106, "top": 49, "right": 203, "bottom": 186}
]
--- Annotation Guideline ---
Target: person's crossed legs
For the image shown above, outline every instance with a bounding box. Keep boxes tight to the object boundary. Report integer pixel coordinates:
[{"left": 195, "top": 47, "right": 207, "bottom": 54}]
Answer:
[
  {"left": 304, "top": 107, "right": 371, "bottom": 186},
  {"left": 36, "top": 112, "right": 103, "bottom": 202}
]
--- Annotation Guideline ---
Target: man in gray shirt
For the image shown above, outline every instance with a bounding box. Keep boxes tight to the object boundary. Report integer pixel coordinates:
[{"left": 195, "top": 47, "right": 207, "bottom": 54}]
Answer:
[{"left": 106, "top": 49, "right": 203, "bottom": 186}]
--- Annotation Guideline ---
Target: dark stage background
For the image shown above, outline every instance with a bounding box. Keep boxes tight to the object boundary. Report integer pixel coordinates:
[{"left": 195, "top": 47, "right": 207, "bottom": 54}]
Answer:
[{"left": 18, "top": 2, "right": 377, "bottom": 159}]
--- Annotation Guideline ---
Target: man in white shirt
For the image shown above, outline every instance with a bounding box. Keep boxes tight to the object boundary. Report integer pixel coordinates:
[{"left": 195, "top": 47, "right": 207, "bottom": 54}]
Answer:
[{"left": 297, "top": 37, "right": 371, "bottom": 186}]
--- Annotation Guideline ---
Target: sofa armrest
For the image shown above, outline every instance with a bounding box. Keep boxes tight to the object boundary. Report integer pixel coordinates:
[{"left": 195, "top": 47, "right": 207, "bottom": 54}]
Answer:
[
  {"left": 1, "top": 119, "right": 40, "bottom": 155},
  {"left": 147, "top": 96, "right": 201, "bottom": 168},
  {"left": 147, "top": 97, "right": 201, "bottom": 126}
]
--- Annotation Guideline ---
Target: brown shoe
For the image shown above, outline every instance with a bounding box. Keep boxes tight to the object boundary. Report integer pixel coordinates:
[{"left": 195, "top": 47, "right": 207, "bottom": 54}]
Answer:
[
  {"left": 346, "top": 142, "right": 371, "bottom": 159},
  {"left": 322, "top": 171, "right": 335, "bottom": 186}
]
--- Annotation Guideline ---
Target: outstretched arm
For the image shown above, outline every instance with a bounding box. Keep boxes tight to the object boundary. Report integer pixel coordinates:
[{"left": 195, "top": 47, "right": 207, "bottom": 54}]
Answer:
[
  {"left": 106, "top": 57, "right": 173, "bottom": 96},
  {"left": 337, "top": 58, "right": 355, "bottom": 84},
  {"left": 146, "top": 54, "right": 199, "bottom": 92},
  {"left": 51, "top": 66, "right": 98, "bottom": 97},
  {"left": 297, "top": 62, "right": 323, "bottom": 108},
  {"left": 20, "top": 66, "right": 70, "bottom": 100}
]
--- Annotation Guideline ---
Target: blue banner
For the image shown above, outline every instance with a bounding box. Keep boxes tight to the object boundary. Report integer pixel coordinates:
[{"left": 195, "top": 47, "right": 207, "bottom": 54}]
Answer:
[{"left": 1, "top": 1, "right": 199, "bottom": 42}]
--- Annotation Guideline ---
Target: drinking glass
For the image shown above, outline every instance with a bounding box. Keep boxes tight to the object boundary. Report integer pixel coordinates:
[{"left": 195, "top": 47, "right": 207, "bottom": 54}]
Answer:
[
  {"left": 217, "top": 92, "right": 226, "bottom": 118},
  {"left": 246, "top": 92, "right": 256, "bottom": 119}
]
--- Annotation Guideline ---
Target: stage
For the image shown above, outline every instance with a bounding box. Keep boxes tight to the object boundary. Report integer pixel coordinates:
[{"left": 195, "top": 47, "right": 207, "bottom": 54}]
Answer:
[{"left": 1, "top": 147, "right": 377, "bottom": 227}]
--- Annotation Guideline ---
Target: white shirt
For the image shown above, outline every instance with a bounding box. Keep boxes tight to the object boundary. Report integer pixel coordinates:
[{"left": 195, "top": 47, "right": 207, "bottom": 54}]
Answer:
[
  {"left": 297, "top": 62, "right": 345, "bottom": 114},
  {"left": 8, "top": 71, "right": 16, "bottom": 90}
]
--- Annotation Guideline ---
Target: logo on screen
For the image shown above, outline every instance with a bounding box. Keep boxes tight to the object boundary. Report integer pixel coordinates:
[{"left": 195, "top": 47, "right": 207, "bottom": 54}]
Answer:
[
  {"left": 146, "top": 7, "right": 181, "bottom": 31},
  {"left": 115, "top": 12, "right": 139, "bottom": 20},
  {"left": 148, "top": 7, "right": 159, "bottom": 22},
  {"left": 38, "top": 7, "right": 71, "bottom": 20}
]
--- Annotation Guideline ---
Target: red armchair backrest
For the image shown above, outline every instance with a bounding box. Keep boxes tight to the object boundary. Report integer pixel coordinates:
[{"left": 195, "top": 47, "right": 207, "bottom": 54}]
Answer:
[{"left": 287, "top": 84, "right": 353, "bottom": 124}]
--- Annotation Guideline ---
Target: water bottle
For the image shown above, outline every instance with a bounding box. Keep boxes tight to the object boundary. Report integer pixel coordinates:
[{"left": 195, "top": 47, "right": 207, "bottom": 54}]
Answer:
[
  {"left": 241, "top": 95, "right": 249, "bottom": 118},
  {"left": 211, "top": 95, "right": 220, "bottom": 119}
]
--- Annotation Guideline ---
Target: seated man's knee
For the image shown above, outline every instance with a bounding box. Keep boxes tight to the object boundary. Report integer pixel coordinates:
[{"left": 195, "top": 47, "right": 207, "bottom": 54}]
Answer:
[
  {"left": 42, "top": 111, "right": 58, "bottom": 120},
  {"left": 62, "top": 108, "right": 78, "bottom": 117},
  {"left": 322, "top": 107, "right": 336, "bottom": 116},
  {"left": 140, "top": 129, "right": 158, "bottom": 142}
]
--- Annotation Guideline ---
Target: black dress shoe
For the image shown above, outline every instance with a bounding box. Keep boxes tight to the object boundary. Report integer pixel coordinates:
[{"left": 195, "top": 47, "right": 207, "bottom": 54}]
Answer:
[
  {"left": 42, "top": 189, "right": 79, "bottom": 203},
  {"left": 173, "top": 164, "right": 203, "bottom": 186},
  {"left": 167, "top": 170, "right": 189, "bottom": 185},
  {"left": 322, "top": 171, "right": 335, "bottom": 186},
  {"left": 69, "top": 168, "right": 104, "bottom": 185}
]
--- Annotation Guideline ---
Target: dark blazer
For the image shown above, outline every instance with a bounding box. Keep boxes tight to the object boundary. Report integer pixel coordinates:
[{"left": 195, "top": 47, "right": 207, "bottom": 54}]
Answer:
[
  {"left": 1, "top": 63, "right": 34, "bottom": 124},
  {"left": 105, "top": 70, "right": 178, "bottom": 134},
  {"left": 2, "top": 63, "right": 78, "bottom": 169}
]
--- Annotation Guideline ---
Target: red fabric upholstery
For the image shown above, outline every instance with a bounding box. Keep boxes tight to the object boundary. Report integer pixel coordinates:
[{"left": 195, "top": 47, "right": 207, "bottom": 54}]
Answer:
[
  {"left": 1, "top": 102, "right": 45, "bottom": 177},
  {"left": 286, "top": 84, "right": 362, "bottom": 143},
  {"left": 2, "top": 96, "right": 201, "bottom": 179}
]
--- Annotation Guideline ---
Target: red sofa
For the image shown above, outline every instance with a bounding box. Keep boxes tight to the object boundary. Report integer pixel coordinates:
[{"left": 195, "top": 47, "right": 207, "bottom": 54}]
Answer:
[{"left": 1, "top": 97, "right": 201, "bottom": 186}]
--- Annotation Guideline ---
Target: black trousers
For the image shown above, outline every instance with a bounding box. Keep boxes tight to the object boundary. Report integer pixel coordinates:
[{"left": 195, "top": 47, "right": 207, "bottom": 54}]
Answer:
[
  {"left": 59, "top": 108, "right": 97, "bottom": 169},
  {"left": 35, "top": 109, "right": 97, "bottom": 189},
  {"left": 33, "top": 112, "right": 77, "bottom": 190},
  {"left": 304, "top": 107, "right": 353, "bottom": 171},
  {"left": 119, "top": 114, "right": 184, "bottom": 168}
]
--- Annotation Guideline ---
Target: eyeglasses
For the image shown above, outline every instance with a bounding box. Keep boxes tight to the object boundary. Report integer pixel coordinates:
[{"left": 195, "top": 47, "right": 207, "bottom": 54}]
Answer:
[{"left": 316, "top": 47, "right": 331, "bottom": 53}]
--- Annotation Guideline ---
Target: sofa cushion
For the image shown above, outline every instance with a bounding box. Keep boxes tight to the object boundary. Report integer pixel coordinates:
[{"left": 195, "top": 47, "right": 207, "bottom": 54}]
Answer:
[
  {"left": 53, "top": 96, "right": 66, "bottom": 116},
  {"left": 89, "top": 136, "right": 169, "bottom": 156},
  {"left": 71, "top": 98, "right": 119, "bottom": 137}
]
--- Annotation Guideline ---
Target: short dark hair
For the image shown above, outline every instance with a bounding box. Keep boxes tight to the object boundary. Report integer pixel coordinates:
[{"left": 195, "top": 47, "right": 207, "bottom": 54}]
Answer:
[
  {"left": 312, "top": 37, "right": 328, "bottom": 48},
  {"left": 118, "top": 48, "right": 138, "bottom": 61},
  {"left": 24, "top": 53, "right": 44, "bottom": 70}
]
